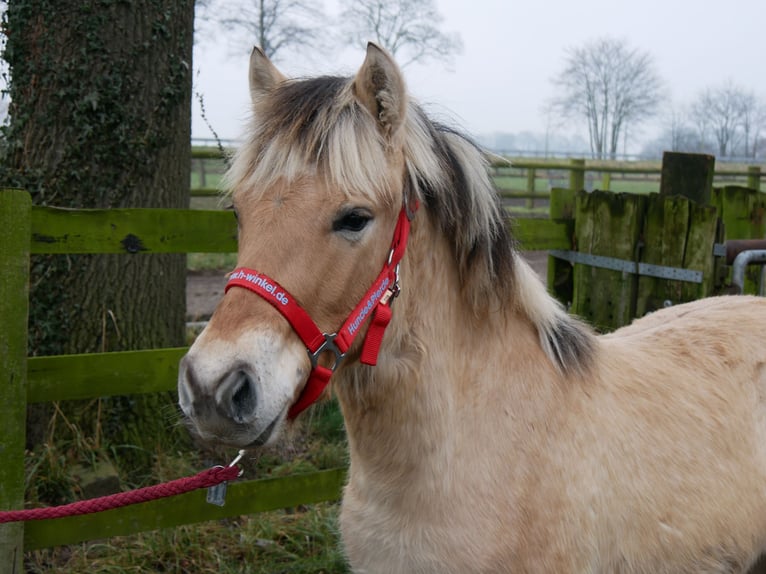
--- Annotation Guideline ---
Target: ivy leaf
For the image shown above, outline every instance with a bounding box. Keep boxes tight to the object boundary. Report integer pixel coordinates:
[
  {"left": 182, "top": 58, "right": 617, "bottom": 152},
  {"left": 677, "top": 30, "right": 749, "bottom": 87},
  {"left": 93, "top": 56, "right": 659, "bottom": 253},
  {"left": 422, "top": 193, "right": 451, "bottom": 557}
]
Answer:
[{"left": 83, "top": 91, "right": 99, "bottom": 111}]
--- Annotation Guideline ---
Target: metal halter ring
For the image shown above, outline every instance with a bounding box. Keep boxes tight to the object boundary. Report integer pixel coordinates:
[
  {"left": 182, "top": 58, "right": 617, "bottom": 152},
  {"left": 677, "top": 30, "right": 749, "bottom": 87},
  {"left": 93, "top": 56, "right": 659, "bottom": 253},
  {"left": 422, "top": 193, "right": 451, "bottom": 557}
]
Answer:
[{"left": 308, "top": 332, "right": 346, "bottom": 371}]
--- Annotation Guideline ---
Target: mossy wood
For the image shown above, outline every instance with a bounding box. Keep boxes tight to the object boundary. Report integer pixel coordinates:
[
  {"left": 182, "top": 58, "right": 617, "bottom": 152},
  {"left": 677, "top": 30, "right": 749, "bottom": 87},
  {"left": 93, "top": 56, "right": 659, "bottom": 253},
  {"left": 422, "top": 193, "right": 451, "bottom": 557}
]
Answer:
[
  {"left": 30, "top": 207, "right": 571, "bottom": 255},
  {"left": 546, "top": 188, "right": 576, "bottom": 304},
  {"left": 635, "top": 195, "right": 720, "bottom": 316},
  {"left": 27, "top": 348, "right": 188, "bottom": 403},
  {"left": 713, "top": 186, "right": 766, "bottom": 293},
  {"left": 31, "top": 207, "right": 238, "bottom": 254},
  {"left": 23, "top": 468, "right": 347, "bottom": 550},
  {"left": 660, "top": 151, "right": 715, "bottom": 204},
  {"left": 571, "top": 191, "right": 646, "bottom": 332},
  {"left": 512, "top": 217, "right": 570, "bottom": 251},
  {"left": 0, "top": 190, "right": 31, "bottom": 574}
]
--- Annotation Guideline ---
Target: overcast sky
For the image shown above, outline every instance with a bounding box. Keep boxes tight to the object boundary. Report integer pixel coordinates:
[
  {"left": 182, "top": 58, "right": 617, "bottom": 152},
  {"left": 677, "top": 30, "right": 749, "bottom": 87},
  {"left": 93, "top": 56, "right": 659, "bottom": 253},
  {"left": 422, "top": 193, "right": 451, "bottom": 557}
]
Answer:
[{"left": 191, "top": 0, "right": 766, "bottom": 152}]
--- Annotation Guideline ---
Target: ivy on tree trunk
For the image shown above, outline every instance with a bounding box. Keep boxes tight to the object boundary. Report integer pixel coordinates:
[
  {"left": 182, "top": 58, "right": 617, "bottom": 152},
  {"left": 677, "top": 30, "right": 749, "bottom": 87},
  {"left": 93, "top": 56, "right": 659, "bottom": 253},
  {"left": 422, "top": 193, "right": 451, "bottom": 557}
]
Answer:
[{"left": 1, "top": 0, "right": 195, "bottom": 479}]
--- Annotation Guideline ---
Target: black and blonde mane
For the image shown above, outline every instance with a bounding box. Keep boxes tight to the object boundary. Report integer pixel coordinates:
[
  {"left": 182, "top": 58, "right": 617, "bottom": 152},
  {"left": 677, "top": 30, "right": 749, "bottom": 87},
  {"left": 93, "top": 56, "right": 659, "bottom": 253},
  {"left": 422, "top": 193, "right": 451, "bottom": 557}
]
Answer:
[{"left": 225, "top": 73, "right": 593, "bottom": 374}]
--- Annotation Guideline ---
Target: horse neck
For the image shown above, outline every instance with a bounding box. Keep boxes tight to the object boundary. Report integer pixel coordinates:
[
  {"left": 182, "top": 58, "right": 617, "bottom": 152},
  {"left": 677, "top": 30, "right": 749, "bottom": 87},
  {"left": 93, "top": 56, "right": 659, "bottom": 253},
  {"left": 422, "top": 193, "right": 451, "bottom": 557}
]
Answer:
[{"left": 335, "top": 211, "right": 559, "bottom": 477}]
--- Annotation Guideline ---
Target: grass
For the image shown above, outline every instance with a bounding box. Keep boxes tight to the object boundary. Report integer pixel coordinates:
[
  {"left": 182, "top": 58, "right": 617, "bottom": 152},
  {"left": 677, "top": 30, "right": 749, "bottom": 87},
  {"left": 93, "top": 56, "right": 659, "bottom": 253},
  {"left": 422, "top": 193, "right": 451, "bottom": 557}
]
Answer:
[
  {"left": 24, "top": 397, "right": 352, "bottom": 573},
  {"left": 25, "top": 503, "right": 349, "bottom": 573},
  {"left": 187, "top": 252, "right": 237, "bottom": 272}
]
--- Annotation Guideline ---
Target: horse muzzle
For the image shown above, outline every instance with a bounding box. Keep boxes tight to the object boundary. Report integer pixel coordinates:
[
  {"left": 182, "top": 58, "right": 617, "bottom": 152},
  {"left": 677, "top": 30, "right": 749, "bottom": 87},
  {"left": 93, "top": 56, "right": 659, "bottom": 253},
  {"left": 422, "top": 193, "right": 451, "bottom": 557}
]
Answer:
[{"left": 177, "top": 328, "right": 306, "bottom": 447}]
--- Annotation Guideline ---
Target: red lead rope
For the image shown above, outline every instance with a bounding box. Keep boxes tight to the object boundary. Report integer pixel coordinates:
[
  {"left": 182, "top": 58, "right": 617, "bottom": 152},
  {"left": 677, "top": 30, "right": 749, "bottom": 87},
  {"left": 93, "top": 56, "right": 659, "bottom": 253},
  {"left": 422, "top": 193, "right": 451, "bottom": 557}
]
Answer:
[
  {"left": 0, "top": 464, "right": 240, "bottom": 524},
  {"left": 226, "top": 203, "right": 416, "bottom": 419}
]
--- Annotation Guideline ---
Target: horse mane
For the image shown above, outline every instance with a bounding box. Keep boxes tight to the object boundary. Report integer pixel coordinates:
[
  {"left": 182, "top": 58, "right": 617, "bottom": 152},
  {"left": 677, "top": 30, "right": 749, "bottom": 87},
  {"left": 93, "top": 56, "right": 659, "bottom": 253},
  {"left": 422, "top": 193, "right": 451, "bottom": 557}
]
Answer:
[{"left": 224, "top": 74, "right": 594, "bottom": 375}]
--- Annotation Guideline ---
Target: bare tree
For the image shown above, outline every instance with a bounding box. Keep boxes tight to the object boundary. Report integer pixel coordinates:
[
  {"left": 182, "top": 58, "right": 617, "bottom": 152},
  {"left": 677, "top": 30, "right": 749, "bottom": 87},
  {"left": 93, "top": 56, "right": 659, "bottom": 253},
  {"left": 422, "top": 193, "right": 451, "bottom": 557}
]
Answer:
[
  {"left": 689, "top": 82, "right": 745, "bottom": 158},
  {"left": 208, "top": 0, "right": 327, "bottom": 60},
  {"left": 551, "top": 37, "right": 663, "bottom": 159},
  {"left": 339, "top": 0, "right": 462, "bottom": 68},
  {"left": 738, "top": 90, "right": 766, "bottom": 158},
  {"left": 685, "top": 82, "right": 766, "bottom": 158}
]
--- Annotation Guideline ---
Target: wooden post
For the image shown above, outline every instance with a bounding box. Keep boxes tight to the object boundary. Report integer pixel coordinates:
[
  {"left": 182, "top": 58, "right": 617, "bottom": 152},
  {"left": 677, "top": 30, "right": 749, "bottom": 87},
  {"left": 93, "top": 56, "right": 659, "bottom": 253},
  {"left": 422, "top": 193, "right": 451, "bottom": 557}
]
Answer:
[
  {"left": 525, "top": 167, "right": 536, "bottom": 209},
  {"left": 0, "top": 190, "right": 31, "bottom": 573},
  {"left": 714, "top": 186, "right": 766, "bottom": 294},
  {"left": 547, "top": 188, "right": 576, "bottom": 305},
  {"left": 601, "top": 172, "right": 611, "bottom": 191},
  {"left": 747, "top": 165, "right": 761, "bottom": 192},
  {"left": 569, "top": 159, "right": 585, "bottom": 192},
  {"left": 659, "top": 151, "right": 715, "bottom": 204},
  {"left": 571, "top": 190, "right": 646, "bottom": 332}
]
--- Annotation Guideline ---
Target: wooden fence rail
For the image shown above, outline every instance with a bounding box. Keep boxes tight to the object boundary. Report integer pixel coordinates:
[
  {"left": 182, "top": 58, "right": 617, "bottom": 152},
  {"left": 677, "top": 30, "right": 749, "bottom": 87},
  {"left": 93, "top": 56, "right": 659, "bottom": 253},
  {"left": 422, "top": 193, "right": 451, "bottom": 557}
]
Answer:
[{"left": 189, "top": 148, "right": 765, "bottom": 204}]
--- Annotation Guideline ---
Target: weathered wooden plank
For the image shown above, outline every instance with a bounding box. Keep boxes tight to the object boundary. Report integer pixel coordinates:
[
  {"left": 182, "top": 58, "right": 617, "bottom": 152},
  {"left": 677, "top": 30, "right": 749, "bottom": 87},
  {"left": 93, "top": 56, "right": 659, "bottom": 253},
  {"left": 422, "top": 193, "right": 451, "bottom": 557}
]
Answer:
[
  {"left": 511, "top": 217, "right": 571, "bottom": 251},
  {"left": 548, "top": 187, "right": 576, "bottom": 221},
  {"left": 23, "top": 468, "right": 347, "bottom": 550},
  {"left": 715, "top": 186, "right": 766, "bottom": 293},
  {"left": 681, "top": 203, "right": 720, "bottom": 300},
  {"left": 0, "top": 190, "right": 31, "bottom": 574},
  {"left": 27, "top": 348, "right": 188, "bottom": 403},
  {"left": 30, "top": 207, "right": 237, "bottom": 254},
  {"left": 635, "top": 194, "right": 691, "bottom": 316},
  {"left": 659, "top": 151, "right": 715, "bottom": 204},
  {"left": 547, "top": 188, "right": 576, "bottom": 305},
  {"left": 571, "top": 190, "right": 646, "bottom": 332}
]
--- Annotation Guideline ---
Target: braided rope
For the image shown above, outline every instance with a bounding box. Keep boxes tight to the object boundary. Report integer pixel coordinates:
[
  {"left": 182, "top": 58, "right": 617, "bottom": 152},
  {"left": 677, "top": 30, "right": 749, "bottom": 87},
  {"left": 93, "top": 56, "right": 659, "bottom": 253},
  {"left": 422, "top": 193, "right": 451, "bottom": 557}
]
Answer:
[{"left": 0, "top": 464, "right": 240, "bottom": 523}]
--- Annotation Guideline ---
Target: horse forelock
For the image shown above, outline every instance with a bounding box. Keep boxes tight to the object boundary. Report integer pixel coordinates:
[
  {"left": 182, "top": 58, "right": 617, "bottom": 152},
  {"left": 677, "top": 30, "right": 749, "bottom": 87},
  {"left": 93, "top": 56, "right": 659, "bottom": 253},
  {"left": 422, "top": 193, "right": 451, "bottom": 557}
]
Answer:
[{"left": 223, "top": 75, "right": 398, "bottom": 205}]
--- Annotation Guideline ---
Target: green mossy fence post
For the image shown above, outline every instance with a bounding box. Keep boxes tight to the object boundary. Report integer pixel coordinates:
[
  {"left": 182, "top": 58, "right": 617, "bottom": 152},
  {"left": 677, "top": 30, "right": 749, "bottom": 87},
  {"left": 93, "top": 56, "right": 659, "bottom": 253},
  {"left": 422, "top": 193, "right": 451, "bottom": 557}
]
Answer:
[
  {"left": 634, "top": 195, "right": 719, "bottom": 317},
  {"left": 547, "top": 187, "right": 575, "bottom": 305},
  {"left": 571, "top": 190, "right": 646, "bottom": 332},
  {"left": 601, "top": 172, "right": 611, "bottom": 191},
  {"left": 0, "top": 190, "right": 31, "bottom": 574},
  {"left": 635, "top": 195, "right": 692, "bottom": 316},
  {"left": 569, "top": 159, "right": 585, "bottom": 192},
  {"left": 659, "top": 151, "right": 715, "bottom": 204},
  {"left": 525, "top": 168, "right": 536, "bottom": 209},
  {"left": 747, "top": 166, "right": 761, "bottom": 192},
  {"left": 713, "top": 186, "right": 766, "bottom": 293}
]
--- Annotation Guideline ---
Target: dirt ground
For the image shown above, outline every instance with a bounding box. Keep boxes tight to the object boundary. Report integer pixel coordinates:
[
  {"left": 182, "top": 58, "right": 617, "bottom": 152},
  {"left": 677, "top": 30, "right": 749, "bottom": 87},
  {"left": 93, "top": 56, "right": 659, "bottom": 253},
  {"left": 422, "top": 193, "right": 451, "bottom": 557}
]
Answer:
[{"left": 185, "top": 251, "right": 549, "bottom": 321}]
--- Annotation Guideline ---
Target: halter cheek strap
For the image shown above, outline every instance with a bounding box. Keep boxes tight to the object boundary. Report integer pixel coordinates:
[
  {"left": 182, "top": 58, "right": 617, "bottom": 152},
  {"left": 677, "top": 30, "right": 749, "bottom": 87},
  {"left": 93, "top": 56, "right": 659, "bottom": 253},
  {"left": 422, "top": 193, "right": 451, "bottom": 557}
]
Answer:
[{"left": 224, "top": 204, "right": 416, "bottom": 419}]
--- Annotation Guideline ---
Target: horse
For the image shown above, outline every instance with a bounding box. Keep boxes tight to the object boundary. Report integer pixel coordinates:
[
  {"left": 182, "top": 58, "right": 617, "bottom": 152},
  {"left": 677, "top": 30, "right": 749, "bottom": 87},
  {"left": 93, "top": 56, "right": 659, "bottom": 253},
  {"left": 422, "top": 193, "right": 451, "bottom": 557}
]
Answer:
[{"left": 178, "top": 43, "right": 766, "bottom": 573}]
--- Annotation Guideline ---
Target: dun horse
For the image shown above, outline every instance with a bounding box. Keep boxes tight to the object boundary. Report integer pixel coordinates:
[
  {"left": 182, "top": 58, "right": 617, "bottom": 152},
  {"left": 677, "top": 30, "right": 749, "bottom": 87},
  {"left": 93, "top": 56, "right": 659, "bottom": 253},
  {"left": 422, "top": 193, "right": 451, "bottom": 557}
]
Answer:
[{"left": 179, "top": 44, "right": 766, "bottom": 573}]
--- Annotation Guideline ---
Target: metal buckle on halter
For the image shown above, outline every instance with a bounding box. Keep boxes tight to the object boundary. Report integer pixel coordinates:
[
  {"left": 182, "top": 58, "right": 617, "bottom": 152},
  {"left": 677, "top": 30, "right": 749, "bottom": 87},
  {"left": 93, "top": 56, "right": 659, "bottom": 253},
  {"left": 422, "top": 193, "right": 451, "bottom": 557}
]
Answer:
[
  {"left": 308, "top": 332, "right": 346, "bottom": 371},
  {"left": 379, "top": 255, "right": 402, "bottom": 306}
]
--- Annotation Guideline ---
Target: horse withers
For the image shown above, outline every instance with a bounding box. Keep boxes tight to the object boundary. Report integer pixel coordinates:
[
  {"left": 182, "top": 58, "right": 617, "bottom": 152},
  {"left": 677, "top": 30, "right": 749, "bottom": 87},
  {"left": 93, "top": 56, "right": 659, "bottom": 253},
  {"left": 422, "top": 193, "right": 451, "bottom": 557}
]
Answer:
[{"left": 178, "top": 43, "right": 766, "bottom": 573}]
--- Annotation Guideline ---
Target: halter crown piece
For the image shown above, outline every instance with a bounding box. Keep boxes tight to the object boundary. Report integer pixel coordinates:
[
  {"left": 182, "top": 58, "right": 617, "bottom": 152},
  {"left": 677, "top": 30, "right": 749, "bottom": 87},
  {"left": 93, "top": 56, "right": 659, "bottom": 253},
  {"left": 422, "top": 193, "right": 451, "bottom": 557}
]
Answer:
[{"left": 225, "top": 202, "right": 417, "bottom": 419}]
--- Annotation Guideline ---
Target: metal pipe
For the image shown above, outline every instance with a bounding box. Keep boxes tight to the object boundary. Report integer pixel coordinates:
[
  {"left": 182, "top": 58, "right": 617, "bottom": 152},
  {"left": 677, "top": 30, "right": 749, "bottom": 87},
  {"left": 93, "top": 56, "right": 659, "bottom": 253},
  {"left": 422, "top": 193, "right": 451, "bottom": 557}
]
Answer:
[
  {"left": 725, "top": 239, "right": 766, "bottom": 265},
  {"left": 731, "top": 250, "right": 766, "bottom": 294}
]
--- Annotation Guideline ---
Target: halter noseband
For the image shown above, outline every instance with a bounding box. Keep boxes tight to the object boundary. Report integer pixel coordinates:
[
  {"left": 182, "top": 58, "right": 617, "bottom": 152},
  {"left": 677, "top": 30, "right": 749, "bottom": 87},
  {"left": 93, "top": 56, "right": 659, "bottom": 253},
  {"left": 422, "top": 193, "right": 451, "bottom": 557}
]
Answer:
[{"left": 224, "top": 203, "right": 416, "bottom": 419}]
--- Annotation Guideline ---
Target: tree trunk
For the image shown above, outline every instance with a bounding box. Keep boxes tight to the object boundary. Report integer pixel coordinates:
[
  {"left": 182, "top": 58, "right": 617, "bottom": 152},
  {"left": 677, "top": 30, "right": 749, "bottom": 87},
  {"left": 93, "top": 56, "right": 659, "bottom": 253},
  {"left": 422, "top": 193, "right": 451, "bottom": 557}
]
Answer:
[{"left": 1, "top": 1, "right": 194, "bottom": 478}]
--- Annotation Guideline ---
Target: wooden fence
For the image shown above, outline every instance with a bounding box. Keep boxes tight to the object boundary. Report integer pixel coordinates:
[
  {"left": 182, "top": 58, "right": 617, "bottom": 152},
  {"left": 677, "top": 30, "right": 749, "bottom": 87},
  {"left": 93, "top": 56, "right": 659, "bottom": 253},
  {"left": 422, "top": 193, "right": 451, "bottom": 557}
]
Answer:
[
  {"left": 544, "top": 152, "right": 766, "bottom": 331},
  {"left": 0, "top": 188, "right": 562, "bottom": 571},
  {"left": 2, "top": 150, "right": 764, "bottom": 569},
  {"left": 188, "top": 148, "right": 765, "bottom": 203},
  {"left": 548, "top": 185, "right": 766, "bottom": 331}
]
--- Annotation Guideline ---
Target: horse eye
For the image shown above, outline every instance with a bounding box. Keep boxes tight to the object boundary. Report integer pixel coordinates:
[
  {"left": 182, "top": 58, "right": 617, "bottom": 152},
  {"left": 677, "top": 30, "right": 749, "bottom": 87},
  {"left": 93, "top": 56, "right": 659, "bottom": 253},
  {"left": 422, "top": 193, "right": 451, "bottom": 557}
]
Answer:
[{"left": 333, "top": 209, "right": 372, "bottom": 233}]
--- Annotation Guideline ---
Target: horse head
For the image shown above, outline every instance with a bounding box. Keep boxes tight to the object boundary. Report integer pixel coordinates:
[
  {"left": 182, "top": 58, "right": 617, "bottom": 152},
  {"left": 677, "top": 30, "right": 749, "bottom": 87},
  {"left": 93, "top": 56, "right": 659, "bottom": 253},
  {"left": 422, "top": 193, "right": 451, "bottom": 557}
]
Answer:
[{"left": 178, "top": 44, "right": 414, "bottom": 447}]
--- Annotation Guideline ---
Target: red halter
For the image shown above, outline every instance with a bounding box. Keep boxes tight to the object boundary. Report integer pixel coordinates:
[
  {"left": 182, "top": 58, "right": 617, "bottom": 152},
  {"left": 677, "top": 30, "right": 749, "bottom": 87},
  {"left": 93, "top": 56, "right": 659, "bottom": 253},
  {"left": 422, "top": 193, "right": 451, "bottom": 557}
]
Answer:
[{"left": 225, "top": 203, "right": 416, "bottom": 419}]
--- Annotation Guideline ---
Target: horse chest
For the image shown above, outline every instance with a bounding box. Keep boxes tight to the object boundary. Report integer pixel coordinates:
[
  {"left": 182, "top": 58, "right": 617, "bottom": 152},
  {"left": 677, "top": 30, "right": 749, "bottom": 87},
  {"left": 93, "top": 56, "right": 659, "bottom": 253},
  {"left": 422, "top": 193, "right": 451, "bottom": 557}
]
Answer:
[{"left": 339, "top": 475, "right": 524, "bottom": 573}]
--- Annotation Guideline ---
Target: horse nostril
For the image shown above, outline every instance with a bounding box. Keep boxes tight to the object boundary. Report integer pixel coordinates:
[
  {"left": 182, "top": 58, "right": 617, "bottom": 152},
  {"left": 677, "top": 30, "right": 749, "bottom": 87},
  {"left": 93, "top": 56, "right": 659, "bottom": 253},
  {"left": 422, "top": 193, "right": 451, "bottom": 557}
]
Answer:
[{"left": 228, "top": 371, "right": 258, "bottom": 424}]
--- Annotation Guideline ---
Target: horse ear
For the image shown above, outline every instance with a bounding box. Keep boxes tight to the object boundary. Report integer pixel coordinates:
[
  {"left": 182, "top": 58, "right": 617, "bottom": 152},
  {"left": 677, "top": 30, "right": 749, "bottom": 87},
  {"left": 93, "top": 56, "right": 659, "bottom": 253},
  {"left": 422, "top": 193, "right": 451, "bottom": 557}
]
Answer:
[
  {"left": 249, "top": 46, "right": 286, "bottom": 103},
  {"left": 353, "top": 42, "right": 408, "bottom": 139}
]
